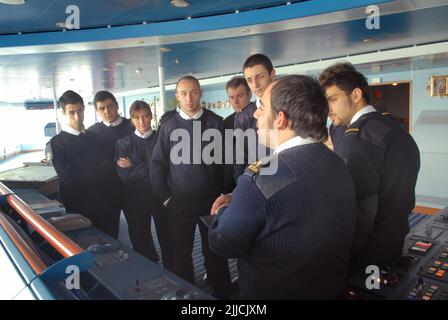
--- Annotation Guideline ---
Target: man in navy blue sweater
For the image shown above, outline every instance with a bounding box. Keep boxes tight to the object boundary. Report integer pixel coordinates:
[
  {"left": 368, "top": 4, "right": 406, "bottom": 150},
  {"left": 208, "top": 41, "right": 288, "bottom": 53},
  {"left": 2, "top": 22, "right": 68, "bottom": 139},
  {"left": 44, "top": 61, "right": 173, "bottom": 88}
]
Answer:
[
  {"left": 231, "top": 54, "right": 276, "bottom": 184},
  {"left": 226, "top": 76, "right": 258, "bottom": 186},
  {"left": 87, "top": 91, "right": 133, "bottom": 239},
  {"left": 49, "top": 90, "right": 105, "bottom": 227},
  {"left": 209, "top": 75, "right": 358, "bottom": 299},
  {"left": 150, "top": 76, "right": 233, "bottom": 298}
]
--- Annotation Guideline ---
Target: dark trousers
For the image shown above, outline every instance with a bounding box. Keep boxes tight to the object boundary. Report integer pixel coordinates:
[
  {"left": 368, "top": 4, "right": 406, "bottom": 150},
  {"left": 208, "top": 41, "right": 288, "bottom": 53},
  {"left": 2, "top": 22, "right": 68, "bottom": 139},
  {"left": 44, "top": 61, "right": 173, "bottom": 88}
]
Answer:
[
  {"left": 167, "top": 195, "right": 232, "bottom": 298},
  {"left": 123, "top": 206, "right": 158, "bottom": 261},
  {"left": 93, "top": 202, "right": 122, "bottom": 239},
  {"left": 84, "top": 184, "right": 123, "bottom": 240},
  {"left": 123, "top": 202, "right": 173, "bottom": 269}
]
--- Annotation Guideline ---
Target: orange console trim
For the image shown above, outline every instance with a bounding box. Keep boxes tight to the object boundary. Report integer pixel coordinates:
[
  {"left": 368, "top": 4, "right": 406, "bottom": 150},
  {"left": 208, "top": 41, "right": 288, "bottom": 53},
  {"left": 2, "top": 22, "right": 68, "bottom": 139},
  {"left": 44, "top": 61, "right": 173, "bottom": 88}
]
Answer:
[
  {"left": 0, "top": 182, "right": 84, "bottom": 258},
  {"left": 0, "top": 211, "right": 47, "bottom": 275}
]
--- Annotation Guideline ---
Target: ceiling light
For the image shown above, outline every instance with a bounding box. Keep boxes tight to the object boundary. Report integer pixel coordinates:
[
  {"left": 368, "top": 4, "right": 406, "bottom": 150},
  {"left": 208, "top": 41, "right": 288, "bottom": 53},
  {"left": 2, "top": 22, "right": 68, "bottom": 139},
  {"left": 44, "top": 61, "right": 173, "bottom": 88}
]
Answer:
[
  {"left": 160, "top": 47, "right": 171, "bottom": 53},
  {"left": 170, "top": 0, "right": 190, "bottom": 8},
  {"left": 392, "top": 82, "right": 398, "bottom": 86},
  {"left": 0, "top": 0, "right": 26, "bottom": 5}
]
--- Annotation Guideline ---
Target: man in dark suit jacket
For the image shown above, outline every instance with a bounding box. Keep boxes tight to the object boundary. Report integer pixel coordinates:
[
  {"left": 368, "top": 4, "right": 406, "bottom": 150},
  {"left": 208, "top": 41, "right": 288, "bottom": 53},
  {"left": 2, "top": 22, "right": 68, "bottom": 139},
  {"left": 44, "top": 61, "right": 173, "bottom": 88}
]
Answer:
[{"left": 320, "top": 66, "right": 420, "bottom": 273}]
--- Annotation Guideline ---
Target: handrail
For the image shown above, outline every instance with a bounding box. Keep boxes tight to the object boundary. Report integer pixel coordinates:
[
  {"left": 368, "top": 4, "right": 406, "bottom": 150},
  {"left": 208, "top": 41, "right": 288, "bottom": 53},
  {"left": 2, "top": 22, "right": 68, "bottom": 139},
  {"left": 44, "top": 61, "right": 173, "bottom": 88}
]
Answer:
[
  {"left": 0, "top": 182, "right": 84, "bottom": 258},
  {"left": 0, "top": 181, "right": 12, "bottom": 196},
  {"left": 0, "top": 210, "right": 47, "bottom": 275}
]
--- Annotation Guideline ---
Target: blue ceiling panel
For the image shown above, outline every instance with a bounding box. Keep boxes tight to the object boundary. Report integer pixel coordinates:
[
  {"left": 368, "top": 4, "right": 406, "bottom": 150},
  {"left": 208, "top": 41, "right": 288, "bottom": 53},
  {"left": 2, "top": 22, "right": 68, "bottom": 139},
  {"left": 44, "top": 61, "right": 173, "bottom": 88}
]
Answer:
[
  {"left": 0, "top": 0, "right": 307, "bottom": 35},
  {"left": 0, "top": 1, "right": 447, "bottom": 103},
  {"left": 0, "top": 0, "right": 391, "bottom": 47}
]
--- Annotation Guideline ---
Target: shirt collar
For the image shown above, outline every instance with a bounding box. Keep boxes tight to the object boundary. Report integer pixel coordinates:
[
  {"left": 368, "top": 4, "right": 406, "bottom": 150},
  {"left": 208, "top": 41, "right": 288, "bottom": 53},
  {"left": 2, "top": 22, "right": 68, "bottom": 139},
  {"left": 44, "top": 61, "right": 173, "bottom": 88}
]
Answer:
[
  {"left": 134, "top": 128, "right": 153, "bottom": 139},
  {"left": 103, "top": 116, "right": 124, "bottom": 127},
  {"left": 274, "top": 135, "right": 319, "bottom": 155},
  {"left": 256, "top": 98, "right": 261, "bottom": 108},
  {"left": 62, "top": 124, "right": 86, "bottom": 136},
  {"left": 179, "top": 108, "right": 204, "bottom": 120},
  {"left": 350, "top": 105, "right": 376, "bottom": 125}
]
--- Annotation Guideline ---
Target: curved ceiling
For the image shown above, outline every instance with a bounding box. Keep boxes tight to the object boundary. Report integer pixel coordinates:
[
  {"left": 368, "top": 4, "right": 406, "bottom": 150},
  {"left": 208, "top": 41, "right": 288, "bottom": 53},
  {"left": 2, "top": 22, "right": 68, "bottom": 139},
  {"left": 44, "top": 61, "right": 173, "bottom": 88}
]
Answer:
[
  {"left": 0, "top": 0, "right": 303, "bottom": 35},
  {"left": 0, "top": 0, "right": 447, "bottom": 103}
]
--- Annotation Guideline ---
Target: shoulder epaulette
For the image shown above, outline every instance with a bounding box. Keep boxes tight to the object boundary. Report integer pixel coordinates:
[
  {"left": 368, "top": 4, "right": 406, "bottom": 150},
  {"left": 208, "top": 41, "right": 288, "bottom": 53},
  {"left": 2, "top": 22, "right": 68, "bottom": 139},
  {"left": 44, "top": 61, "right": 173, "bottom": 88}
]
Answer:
[
  {"left": 346, "top": 114, "right": 390, "bottom": 147},
  {"left": 152, "top": 110, "right": 177, "bottom": 146},
  {"left": 344, "top": 128, "right": 360, "bottom": 134},
  {"left": 244, "top": 160, "right": 262, "bottom": 177},
  {"left": 158, "top": 110, "right": 177, "bottom": 126}
]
